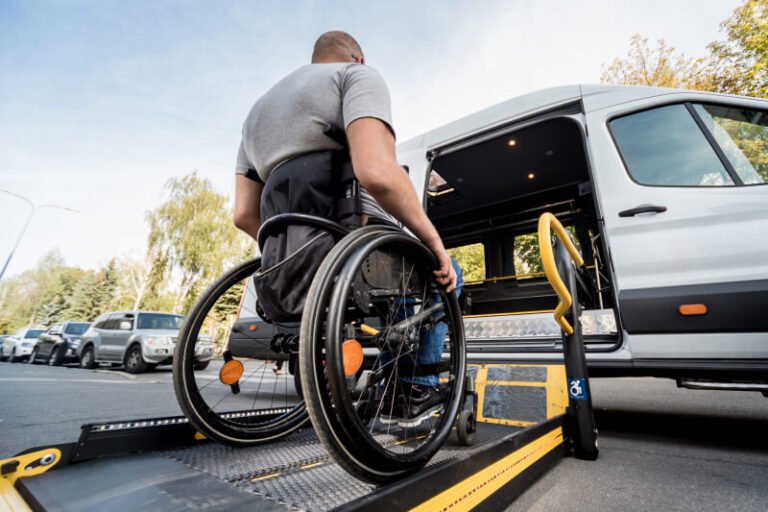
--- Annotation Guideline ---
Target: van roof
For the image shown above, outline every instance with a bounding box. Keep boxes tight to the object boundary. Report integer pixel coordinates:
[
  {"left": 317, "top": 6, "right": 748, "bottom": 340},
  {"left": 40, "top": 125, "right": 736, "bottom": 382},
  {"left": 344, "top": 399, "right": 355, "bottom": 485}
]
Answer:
[{"left": 398, "top": 84, "right": 760, "bottom": 152}]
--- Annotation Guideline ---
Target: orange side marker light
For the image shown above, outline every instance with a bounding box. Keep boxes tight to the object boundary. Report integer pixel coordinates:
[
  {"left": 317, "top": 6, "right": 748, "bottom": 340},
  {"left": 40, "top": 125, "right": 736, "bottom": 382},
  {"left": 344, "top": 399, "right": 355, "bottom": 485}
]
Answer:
[
  {"left": 679, "top": 304, "right": 707, "bottom": 316},
  {"left": 342, "top": 339, "right": 364, "bottom": 377},
  {"left": 220, "top": 359, "right": 244, "bottom": 385}
]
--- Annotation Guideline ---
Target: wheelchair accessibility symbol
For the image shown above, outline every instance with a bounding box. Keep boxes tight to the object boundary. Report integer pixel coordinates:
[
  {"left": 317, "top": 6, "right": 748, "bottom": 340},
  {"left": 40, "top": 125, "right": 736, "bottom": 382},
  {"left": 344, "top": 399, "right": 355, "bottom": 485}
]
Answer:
[{"left": 568, "top": 378, "right": 587, "bottom": 401}]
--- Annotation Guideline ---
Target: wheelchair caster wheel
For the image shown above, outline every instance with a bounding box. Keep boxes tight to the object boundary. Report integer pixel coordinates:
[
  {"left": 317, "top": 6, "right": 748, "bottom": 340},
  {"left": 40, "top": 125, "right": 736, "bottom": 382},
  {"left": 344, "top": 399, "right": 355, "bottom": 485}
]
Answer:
[{"left": 456, "top": 410, "right": 476, "bottom": 446}]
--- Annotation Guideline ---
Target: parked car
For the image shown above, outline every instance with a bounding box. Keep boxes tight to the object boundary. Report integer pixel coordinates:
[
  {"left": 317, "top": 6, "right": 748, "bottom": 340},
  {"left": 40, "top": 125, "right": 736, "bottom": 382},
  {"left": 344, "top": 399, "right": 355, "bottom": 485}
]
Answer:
[
  {"left": 78, "top": 311, "right": 214, "bottom": 373},
  {"left": 29, "top": 321, "right": 91, "bottom": 366},
  {"left": 0, "top": 328, "right": 46, "bottom": 362}
]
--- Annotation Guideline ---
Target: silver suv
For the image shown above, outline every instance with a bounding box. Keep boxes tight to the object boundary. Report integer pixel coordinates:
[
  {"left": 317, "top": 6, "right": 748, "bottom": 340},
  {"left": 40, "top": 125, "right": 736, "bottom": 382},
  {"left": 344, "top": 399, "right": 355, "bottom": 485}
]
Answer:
[{"left": 78, "top": 311, "right": 213, "bottom": 373}]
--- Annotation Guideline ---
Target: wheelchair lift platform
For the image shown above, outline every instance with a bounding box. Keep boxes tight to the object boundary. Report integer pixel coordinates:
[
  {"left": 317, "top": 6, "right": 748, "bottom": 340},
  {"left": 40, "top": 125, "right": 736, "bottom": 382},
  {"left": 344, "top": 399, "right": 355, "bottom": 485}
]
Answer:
[
  {"left": 2, "top": 363, "right": 572, "bottom": 512},
  {"left": 2, "top": 213, "right": 598, "bottom": 511}
]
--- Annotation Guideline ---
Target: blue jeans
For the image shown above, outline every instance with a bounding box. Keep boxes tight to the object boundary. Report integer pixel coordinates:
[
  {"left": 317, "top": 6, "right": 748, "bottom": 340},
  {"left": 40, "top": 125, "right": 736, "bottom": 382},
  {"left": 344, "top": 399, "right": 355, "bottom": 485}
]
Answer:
[{"left": 391, "top": 258, "right": 464, "bottom": 388}]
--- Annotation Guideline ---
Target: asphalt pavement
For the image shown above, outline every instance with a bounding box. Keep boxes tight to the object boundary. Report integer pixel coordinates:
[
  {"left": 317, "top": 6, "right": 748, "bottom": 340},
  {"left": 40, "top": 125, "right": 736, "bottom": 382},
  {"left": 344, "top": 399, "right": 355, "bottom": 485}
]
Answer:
[{"left": 1, "top": 361, "right": 767, "bottom": 510}]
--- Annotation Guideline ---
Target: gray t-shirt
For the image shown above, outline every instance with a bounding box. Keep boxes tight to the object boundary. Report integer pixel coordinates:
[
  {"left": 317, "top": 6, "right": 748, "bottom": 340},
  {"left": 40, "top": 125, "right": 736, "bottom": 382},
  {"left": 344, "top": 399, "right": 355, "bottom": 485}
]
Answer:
[{"left": 236, "top": 63, "right": 395, "bottom": 221}]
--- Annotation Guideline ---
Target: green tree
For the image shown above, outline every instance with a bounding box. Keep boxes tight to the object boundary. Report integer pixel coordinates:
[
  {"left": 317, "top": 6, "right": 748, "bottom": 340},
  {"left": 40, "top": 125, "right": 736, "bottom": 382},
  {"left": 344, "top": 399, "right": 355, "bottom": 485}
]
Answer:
[
  {"left": 145, "top": 172, "right": 249, "bottom": 313},
  {"left": 447, "top": 243, "right": 486, "bottom": 282},
  {"left": 37, "top": 267, "right": 86, "bottom": 326},
  {"left": 0, "top": 250, "right": 80, "bottom": 329},
  {"left": 709, "top": 0, "right": 768, "bottom": 98},
  {"left": 601, "top": 34, "right": 715, "bottom": 90},
  {"left": 602, "top": 1, "right": 768, "bottom": 98},
  {"left": 66, "top": 273, "right": 101, "bottom": 321}
]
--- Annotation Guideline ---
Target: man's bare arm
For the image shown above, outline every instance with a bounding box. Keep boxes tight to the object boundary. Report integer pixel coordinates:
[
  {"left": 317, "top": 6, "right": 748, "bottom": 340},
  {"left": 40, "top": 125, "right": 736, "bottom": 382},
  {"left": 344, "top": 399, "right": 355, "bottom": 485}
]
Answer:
[
  {"left": 347, "top": 117, "right": 457, "bottom": 292},
  {"left": 233, "top": 174, "right": 263, "bottom": 241}
]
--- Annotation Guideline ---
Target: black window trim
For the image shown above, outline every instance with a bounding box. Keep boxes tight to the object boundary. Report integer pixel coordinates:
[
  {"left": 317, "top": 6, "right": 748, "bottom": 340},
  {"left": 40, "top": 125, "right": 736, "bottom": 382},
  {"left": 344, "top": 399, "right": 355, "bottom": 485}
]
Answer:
[
  {"left": 607, "top": 100, "right": 767, "bottom": 189},
  {"left": 685, "top": 102, "right": 744, "bottom": 186}
]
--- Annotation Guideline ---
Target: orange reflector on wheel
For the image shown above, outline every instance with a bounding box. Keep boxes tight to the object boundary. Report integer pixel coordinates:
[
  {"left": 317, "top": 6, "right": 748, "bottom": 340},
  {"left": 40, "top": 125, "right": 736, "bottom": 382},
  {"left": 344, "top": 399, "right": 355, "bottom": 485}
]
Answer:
[
  {"left": 342, "top": 339, "right": 364, "bottom": 377},
  {"left": 219, "top": 359, "right": 244, "bottom": 385}
]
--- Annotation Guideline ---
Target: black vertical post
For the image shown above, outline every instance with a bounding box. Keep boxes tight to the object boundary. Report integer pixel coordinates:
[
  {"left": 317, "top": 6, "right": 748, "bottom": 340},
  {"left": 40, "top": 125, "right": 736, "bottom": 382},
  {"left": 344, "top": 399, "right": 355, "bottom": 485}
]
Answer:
[{"left": 555, "top": 240, "right": 598, "bottom": 461}]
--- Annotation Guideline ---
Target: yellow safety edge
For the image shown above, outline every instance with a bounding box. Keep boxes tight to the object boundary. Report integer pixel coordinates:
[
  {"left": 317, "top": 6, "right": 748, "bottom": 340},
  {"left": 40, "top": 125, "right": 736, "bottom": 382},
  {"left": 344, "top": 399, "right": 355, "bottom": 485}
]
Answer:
[
  {"left": 472, "top": 364, "right": 567, "bottom": 426},
  {"left": 410, "top": 427, "right": 564, "bottom": 512},
  {"left": 537, "top": 212, "right": 584, "bottom": 335},
  {"left": 0, "top": 448, "right": 62, "bottom": 512}
]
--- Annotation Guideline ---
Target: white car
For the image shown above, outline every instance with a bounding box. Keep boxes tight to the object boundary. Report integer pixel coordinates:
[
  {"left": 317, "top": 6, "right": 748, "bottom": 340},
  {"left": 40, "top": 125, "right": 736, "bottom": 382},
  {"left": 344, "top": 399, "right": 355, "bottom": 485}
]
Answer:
[{"left": 0, "top": 328, "right": 46, "bottom": 363}]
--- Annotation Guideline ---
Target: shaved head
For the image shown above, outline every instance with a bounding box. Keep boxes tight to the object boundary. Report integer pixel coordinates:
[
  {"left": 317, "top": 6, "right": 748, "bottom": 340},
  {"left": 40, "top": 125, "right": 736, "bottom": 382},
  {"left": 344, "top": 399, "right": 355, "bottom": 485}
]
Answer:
[{"left": 311, "top": 31, "right": 364, "bottom": 64}]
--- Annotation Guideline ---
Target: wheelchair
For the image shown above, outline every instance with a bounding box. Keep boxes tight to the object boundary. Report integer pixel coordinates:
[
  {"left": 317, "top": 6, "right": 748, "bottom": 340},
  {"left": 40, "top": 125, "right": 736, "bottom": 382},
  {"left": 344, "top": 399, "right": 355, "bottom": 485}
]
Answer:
[{"left": 173, "top": 151, "right": 469, "bottom": 484}]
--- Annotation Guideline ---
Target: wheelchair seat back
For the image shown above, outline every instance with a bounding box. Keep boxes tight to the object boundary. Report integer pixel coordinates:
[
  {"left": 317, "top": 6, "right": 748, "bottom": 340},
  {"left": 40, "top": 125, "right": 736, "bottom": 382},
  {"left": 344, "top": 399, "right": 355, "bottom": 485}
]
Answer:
[{"left": 254, "top": 149, "right": 360, "bottom": 322}]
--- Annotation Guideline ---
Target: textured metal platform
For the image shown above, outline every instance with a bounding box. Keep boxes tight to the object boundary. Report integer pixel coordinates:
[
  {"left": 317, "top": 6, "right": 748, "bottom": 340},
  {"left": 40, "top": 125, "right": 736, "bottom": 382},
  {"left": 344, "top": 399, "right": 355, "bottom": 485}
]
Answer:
[
  {"left": 464, "top": 308, "right": 616, "bottom": 339},
  {"left": 162, "top": 423, "right": 519, "bottom": 511}
]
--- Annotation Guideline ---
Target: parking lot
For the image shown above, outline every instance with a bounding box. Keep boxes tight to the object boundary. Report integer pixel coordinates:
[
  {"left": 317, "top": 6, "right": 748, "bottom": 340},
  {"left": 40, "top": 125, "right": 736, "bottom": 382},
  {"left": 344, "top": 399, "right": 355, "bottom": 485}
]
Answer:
[{"left": 1, "top": 361, "right": 766, "bottom": 510}]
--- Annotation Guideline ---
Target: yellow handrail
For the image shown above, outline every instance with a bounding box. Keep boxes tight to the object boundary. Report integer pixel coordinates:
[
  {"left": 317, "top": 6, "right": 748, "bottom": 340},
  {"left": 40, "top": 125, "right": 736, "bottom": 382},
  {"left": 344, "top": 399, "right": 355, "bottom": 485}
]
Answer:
[{"left": 537, "top": 212, "right": 584, "bottom": 335}]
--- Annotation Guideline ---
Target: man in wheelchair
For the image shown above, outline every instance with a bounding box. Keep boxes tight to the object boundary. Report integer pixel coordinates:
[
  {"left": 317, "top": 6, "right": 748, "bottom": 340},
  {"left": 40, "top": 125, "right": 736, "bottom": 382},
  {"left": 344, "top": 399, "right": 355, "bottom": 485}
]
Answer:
[{"left": 232, "top": 30, "right": 461, "bottom": 430}]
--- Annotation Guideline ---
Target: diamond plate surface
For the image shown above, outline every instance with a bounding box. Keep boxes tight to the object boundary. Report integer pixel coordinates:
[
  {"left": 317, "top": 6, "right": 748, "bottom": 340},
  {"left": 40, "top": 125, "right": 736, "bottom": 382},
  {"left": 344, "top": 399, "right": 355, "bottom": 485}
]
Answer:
[
  {"left": 162, "top": 423, "right": 519, "bottom": 511},
  {"left": 464, "top": 309, "right": 616, "bottom": 339}
]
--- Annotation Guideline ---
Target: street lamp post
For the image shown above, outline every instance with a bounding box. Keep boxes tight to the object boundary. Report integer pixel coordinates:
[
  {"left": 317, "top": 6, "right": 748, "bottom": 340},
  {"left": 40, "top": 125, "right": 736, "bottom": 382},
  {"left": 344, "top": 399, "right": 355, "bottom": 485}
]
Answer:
[{"left": 0, "top": 189, "right": 80, "bottom": 281}]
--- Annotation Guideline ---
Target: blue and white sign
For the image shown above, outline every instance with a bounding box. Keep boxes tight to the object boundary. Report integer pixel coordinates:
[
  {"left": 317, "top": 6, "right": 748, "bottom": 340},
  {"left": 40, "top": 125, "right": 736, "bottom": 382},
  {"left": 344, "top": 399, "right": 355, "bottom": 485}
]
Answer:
[{"left": 568, "top": 378, "right": 587, "bottom": 401}]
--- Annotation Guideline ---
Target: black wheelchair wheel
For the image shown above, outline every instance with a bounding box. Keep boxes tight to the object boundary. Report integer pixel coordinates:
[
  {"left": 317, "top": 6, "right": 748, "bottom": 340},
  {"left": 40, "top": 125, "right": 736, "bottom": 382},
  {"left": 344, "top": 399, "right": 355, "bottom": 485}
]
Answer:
[
  {"left": 300, "top": 227, "right": 466, "bottom": 484},
  {"left": 173, "top": 257, "right": 308, "bottom": 445}
]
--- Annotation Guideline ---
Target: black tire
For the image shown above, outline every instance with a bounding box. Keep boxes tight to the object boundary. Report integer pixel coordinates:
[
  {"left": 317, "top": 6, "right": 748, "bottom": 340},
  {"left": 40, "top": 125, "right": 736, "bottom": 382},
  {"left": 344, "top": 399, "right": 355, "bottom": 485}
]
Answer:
[
  {"left": 9, "top": 348, "right": 18, "bottom": 363},
  {"left": 48, "top": 346, "right": 63, "bottom": 366},
  {"left": 193, "top": 360, "right": 210, "bottom": 371},
  {"left": 173, "top": 257, "right": 308, "bottom": 446},
  {"left": 28, "top": 348, "right": 38, "bottom": 364},
  {"left": 80, "top": 345, "right": 96, "bottom": 369},
  {"left": 456, "top": 410, "right": 476, "bottom": 446},
  {"left": 124, "top": 344, "right": 148, "bottom": 374},
  {"left": 300, "top": 226, "right": 466, "bottom": 484},
  {"left": 293, "top": 363, "right": 303, "bottom": 398}
]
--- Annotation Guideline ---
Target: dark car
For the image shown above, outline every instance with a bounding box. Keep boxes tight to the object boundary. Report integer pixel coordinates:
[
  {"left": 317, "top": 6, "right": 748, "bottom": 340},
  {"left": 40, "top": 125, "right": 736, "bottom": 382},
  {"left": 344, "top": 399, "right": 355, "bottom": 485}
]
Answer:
[{"left": 30, "top": 321, "right": 91, "bottom": 366}]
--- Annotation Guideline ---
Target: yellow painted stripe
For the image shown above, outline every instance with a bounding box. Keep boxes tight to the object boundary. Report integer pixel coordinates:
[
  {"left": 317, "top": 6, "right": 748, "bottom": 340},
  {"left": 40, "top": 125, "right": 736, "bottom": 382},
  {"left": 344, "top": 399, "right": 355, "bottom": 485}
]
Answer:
[
  {"left": 251, "top": 472, "right": 280, "bottom": 482},
  {"left": 545, "top": 365, "right": 568, "bottom": 419},
  {"left": 484, "top": 380, "right": 547, "bottom": 388},
  {"left": 0, "top": 478, "right": 32, "bottom": 512},
  {"left": 477, "top": 417, "right": 536, "bottom": 428},
  {"left": 409, "top": 427, "right": 563, "bottom": 512}
]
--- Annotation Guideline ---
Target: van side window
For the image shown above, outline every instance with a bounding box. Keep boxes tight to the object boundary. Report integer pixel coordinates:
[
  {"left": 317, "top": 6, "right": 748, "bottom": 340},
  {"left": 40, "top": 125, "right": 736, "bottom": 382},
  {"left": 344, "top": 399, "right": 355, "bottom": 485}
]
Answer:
[
  {"left": 514, "top": 228, "right": 579, "bottom": 277},
  {"left": 610, "top": 104, "right": 734, "bottom": 187},
  {"left": 692, "top": 104, "right": 768, "bottom": 185},
  {"left": 447, "top": 243, "right": 485, "bottom": 282}
]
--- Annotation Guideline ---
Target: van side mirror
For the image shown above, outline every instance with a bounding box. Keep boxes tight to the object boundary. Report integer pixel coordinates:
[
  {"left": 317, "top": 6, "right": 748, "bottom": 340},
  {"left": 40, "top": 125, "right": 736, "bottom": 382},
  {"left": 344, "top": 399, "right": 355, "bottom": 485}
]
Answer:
[{"left": 119, "top": 321, "right": 132, "bottom": 330}]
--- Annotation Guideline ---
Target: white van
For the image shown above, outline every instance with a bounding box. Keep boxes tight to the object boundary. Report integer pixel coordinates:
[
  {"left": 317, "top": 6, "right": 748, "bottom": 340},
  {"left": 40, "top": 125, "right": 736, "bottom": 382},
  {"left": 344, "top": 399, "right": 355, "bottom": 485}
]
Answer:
[{"left": 395, "top": 84, "right": 768, "bottom": 390}]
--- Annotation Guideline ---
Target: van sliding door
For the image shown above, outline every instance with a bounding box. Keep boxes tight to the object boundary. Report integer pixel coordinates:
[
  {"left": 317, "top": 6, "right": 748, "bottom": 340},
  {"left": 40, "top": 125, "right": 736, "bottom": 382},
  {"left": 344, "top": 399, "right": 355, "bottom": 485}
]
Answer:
[{"left": 587, "top": 99, "right": 768, "bottom": 350}]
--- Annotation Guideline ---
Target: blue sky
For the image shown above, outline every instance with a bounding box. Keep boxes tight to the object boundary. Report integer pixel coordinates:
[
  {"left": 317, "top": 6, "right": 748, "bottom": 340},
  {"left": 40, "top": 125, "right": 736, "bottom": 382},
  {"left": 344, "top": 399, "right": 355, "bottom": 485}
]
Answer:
[{"left": 0, "top": 0, "right": 742, "bottom": 278}]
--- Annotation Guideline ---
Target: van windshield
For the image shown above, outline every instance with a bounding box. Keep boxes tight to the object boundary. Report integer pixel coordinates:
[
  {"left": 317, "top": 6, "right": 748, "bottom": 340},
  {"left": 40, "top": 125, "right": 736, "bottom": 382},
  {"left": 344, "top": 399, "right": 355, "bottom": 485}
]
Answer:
[
  {"left": 137, "top": 314, "right": 184, "bottom": 330},
  {"left": 25, "top": 329, "right": 44, "bottom": 338}
]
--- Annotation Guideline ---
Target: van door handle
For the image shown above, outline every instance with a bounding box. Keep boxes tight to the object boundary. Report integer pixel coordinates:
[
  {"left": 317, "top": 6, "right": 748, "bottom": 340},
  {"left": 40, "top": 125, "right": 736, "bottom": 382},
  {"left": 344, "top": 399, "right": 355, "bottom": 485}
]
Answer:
[{"left": 618, "top": 204, "right": 667, "bottom": 217}]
